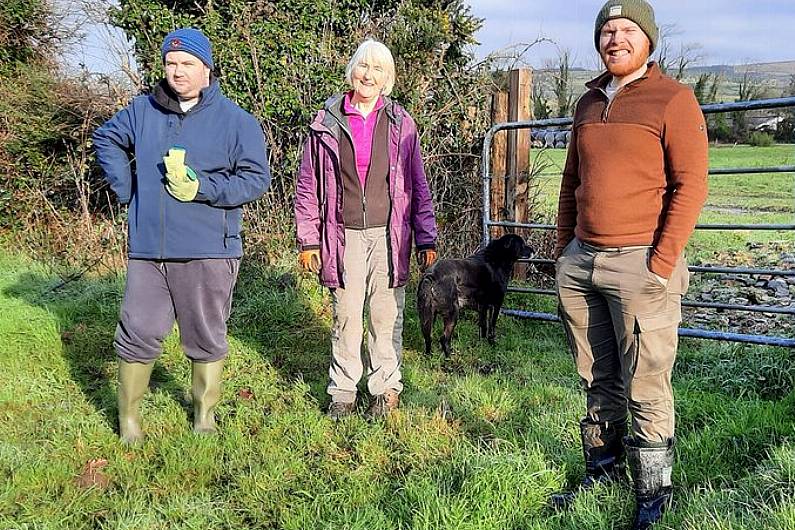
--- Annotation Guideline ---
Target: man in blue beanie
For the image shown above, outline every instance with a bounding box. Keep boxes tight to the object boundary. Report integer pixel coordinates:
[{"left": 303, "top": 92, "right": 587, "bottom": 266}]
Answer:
[{"left": 93, "top": 28, "right": 271, "bottom": 444}]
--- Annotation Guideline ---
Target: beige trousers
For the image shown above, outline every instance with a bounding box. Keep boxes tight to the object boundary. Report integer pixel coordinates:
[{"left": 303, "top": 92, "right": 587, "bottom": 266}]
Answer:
[
  {"left": 328, "top": 228, "right": 405, "bottom": 403},
  {"left": 555, "top": 238, "right": 690, "bottom": 443}
]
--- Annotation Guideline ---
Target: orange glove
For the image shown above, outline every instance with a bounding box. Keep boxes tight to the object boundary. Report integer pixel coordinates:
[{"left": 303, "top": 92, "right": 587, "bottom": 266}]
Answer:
[
  {"left": 417, "top": 249, "right": 437, "bottom": 272},
  {"left": 298, "top": 249, "right": 321, "bottom": 273}
]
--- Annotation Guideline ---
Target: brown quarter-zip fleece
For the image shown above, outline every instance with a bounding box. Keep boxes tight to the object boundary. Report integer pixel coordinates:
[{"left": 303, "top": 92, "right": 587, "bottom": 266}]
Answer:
[{"left": 555, "top": 62, "right": 708, "bottom": 278}]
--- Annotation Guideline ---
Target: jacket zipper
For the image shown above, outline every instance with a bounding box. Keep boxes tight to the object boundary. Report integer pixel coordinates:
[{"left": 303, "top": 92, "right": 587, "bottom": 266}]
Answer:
[
  {"left": 159, "top": 185, "right": 166, "bottom": 258},
  {"left": 323, "top": 105, "right": 371, "bottom": 228},
  {"left": 338, "top": 121, "right": 366, "bottom": 227},
  {"left": 600, "top": 74, "right": 647, "bottom": 122},
  {"left": 316, "top": 131, "right": 339, "bottom": 213},
  {"left": 162, "top": 113, "right": 185, "bottom": 257},
  {"left": 601, "top": 87, "right": 619, "bottom": 122},
  {"left": 223, "top": 211, "right": 228, "bottom": 248},
  {"left": 349, "top": 125, "right": 367, "bottom": 227},
  {"left": 385, "top": 113, "right": 402, "bottom": 287},
  {"left": 160, "top": 117, "right": 177, "bottom": 258},
  {"left": 313, "top": 127, "right": 342, "bottom": 284}
]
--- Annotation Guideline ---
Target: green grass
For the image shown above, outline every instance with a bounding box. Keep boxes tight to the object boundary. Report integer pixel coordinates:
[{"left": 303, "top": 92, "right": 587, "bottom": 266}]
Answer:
[
  {"left": 1, "top": 249, "right": 794, "bottom": 529},
  {"left": 527, "top": 144, "right": 794, "bottom": 261}
]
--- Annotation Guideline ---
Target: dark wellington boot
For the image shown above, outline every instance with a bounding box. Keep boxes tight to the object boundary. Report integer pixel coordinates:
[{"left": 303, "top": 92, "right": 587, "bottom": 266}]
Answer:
[
  {"left": 118, "top": 360, "right": 155, "bottom": 444},
  {"left": 626, "top": 436, "right": 675, "bottom": 530},
  {"left": 192, "top": 359, "right": 225, "bottom": 434},
  {"left": 550, "top": 419, "right": 627, "bottom": 510}
]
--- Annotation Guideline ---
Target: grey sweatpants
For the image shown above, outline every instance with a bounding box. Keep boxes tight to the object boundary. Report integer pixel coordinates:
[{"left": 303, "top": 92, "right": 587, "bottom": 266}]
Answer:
[
  {"left": 328, "top": 228, "right": 406, "bottom": 403},
  {"left": 114, "top": 258, "right": 240, "bottom": 363},
  {"left": 555, "top": 238, "right": 690, "bottom": 443}
]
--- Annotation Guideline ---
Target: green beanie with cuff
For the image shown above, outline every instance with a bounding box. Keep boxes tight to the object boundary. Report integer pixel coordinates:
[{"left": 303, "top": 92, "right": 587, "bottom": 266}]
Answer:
[{"left": 594, "top": 0, "right": 658, "bottom": 52}]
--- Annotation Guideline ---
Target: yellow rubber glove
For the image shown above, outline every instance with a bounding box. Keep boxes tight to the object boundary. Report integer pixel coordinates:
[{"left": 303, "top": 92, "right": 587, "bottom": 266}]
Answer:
[
  {"left": 163, "top": 147, "right": 199, "bottom": 202},
  {"left": 298, "top": 249, "right": 321, "bottom": 273}
]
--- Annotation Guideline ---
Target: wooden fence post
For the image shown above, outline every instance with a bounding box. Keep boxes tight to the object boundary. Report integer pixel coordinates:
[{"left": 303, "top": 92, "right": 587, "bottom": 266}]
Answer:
[
  {"left": 489, "top": 68, "right": 533, "bottom": 268},
  {"left": 506, "top": 68, "right": 533, "bottom": 277},
  {"left": 490, "top": 91, "right": 508, "bottom": 238},
  {"left": 506, "top": 68, "right": 533, "bottom": 229}
]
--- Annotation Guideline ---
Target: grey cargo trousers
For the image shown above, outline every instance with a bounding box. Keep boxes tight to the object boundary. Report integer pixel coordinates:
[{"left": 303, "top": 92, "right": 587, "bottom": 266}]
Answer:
[{"left": 555, "top": 238, "right": 690, "bottom": 443}]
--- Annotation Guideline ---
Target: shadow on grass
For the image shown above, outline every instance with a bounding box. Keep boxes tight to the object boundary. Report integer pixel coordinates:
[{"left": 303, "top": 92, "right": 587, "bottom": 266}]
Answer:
[
  {"left": 227, "top": 261, "right": 332, "bottom": 405},
  {"left": 2, "top": 270, "right": 184, "bottom": 431},
  {"left": 2, "top": 260, "right": 332, "bottom": 432}
]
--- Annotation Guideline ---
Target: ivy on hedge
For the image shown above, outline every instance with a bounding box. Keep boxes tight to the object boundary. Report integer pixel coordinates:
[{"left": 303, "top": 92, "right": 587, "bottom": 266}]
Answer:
[{"left": 113, "top": 0, "right": 495, "bottom": 253}]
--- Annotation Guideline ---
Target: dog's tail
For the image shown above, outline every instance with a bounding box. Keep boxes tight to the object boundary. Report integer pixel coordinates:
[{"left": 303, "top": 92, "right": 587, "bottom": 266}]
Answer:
[{"left": 417, "top": 274, "right": 436, "bottom": 355}]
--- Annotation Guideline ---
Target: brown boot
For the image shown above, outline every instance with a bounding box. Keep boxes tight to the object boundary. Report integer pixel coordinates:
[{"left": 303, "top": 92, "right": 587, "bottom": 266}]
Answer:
[
  {"left": 365, "top": 389, "right": 399, "bottom": 420},
  {"left": 327, "top": 400, "right": 356, "bottom": 421}
]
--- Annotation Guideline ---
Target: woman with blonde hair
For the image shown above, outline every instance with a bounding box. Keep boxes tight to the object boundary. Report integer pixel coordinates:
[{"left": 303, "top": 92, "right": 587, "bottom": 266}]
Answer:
[{"left": 295, "top": 39, "right": 437, "bottom": 420}]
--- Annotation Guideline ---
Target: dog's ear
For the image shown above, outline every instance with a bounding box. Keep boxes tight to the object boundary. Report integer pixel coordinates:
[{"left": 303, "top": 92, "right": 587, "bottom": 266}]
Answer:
[
  {"left": 509, "top": 235, "right": 534, "bottom": 258},
  {"left": 487, "top": 237, "right": 504, "bottom": 250},
  {"left": 504, "top": 235, "right": 521, "bottom": 251}
]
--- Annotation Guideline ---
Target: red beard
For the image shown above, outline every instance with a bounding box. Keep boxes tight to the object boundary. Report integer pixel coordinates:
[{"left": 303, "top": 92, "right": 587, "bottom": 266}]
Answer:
[{"left": 600, "top": 41, "right": 650, "bottom": 78}]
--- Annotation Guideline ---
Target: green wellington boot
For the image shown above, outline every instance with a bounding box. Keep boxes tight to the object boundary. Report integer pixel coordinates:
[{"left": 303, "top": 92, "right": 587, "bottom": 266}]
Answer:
[
  {"left": 118, "top": 360, "right": 155, "bottom": 444},
  {"left": 192, "top": 359, "right": 225, "bottom": 434}
]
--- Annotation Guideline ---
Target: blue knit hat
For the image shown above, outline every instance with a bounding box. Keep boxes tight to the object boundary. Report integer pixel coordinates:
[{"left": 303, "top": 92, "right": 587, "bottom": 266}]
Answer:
[{"left": 161, "top": 28, "right": 213, "bottom": 69}]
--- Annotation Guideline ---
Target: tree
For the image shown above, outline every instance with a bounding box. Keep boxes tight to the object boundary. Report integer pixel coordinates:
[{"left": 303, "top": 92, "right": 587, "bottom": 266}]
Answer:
[
  {"left": 112, "top": 0, "right": 495, "bottom": 254},
  {"left": 693, "top": 72, "right": 721, "bottom": 105},
  {"left": 693, "top": 72, "right": 727, "bottom": 143},
  {"left": 547, "top": 48, "right": 575, "bottom": 117},
  {"left": 0, "top": 0, "right": 57, "bottom": 76},
  {"left": 655, "top": 23, "right": 703, "bottom": 81},
  {"left": 0, "top": 0, "right": 108, "bottom": 229},
  {"left": 532, "top": 80, "right": 551, "bottom": 120},
  {"left": 732, "top": 68, "right": 769, "bottom": 142},
  {"left": 775, "top": 75, "right": 795, "bottom": 143}
]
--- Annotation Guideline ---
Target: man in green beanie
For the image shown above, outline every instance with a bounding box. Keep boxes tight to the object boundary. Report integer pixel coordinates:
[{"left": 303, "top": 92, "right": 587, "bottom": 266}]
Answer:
[
  {"left": 550, "top": 1, "right": 708, "bottom": 529},
  {"left": 93, "top": 28, "right": 271, "bottom": 444}
]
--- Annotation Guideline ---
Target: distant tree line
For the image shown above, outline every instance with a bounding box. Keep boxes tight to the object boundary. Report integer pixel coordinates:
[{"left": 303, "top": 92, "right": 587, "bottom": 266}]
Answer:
[{"left": 529, "top": 40, "right": 794, "bottom": 146}]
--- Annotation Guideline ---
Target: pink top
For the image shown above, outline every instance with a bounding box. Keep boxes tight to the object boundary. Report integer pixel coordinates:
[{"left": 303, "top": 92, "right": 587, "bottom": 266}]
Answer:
[{"left": 342, "top": 91, "right": 385, "bottom": 189}]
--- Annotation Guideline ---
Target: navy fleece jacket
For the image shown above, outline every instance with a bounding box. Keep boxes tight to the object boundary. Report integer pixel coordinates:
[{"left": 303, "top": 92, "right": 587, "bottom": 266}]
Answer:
[{"left": 93, "top": 79, "right": 271, "bottom": 259}]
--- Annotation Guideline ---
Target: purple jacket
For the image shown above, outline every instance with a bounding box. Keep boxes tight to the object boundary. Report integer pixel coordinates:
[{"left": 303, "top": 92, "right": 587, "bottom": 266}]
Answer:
[{"left": 295, "top": 94, "right": 437, "bottom": 288}]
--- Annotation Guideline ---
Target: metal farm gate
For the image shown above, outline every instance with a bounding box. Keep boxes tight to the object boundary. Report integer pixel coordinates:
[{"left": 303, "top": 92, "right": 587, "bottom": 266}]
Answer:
[{"left": 481, "top": 96, "right": 795, "bottom": 348}]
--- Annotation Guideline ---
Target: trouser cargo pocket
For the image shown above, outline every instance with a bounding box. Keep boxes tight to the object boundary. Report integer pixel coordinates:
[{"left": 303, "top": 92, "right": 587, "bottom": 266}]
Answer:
[{"left": 631, "top": 308, "right": 680, "bottom": 378}]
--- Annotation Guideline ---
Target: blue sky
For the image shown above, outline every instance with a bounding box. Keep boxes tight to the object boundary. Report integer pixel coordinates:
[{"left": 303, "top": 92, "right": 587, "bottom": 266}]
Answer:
[
  {"left": 69, "top": 0, "right": 794, "bottom": 75},
  {"left": 467, "top": 0, "right": 795, "bottom": 67}
]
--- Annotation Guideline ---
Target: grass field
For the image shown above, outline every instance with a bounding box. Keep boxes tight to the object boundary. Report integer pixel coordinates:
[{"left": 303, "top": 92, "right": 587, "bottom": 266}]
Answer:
[
  {"left": 1, "top": 245, "right": 794, "bottom": 529},
  {"left": 529, "top": 144, "right": 794, "bottom": 263},
  {"left": 1, "top": 142, "right": 793, "bottom": 530}
]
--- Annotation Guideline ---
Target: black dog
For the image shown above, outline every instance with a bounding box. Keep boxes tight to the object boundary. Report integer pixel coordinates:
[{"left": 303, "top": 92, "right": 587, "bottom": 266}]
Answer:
[{"left": 417, "top": 234, "right": 534, "bottom": 357}]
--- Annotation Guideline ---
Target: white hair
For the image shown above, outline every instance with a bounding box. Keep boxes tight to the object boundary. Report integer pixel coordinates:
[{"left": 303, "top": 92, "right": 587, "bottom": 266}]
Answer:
[{"left": 344, "top": 39, "right": 396, "bottom": 96}]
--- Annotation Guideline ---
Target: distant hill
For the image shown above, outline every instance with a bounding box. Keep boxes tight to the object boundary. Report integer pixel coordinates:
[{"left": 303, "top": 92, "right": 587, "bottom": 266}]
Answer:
[
  {"left": 686, "top": 61, "right": 795, "bottom": 92},
  {"left": 529, "top": 60, "right": 794, "bottom": 110},
  {"left": 688, "top": 61, "right": 795, "bottom": 77}
]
